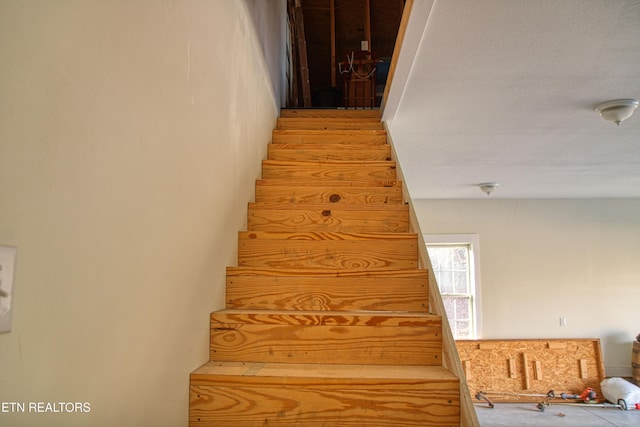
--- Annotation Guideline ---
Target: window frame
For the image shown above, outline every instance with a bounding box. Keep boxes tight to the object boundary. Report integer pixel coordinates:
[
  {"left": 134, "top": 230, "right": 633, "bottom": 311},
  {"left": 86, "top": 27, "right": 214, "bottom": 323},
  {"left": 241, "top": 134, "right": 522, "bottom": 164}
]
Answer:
[{"left": 423, "top": 234, "right": 482, "bottom": 339}]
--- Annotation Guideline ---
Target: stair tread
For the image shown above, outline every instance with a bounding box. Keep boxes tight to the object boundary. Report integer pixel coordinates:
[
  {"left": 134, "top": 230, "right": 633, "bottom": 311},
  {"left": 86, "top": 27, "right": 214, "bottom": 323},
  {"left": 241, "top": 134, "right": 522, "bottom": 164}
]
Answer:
[
  {"left": 279, "top": 117, "right": 381, "bottom": 122},
  {"left": 277, "top": 118, "right": 384, "bottom": 130},
  {"left": 211, "top": 309, "right": 439, "bottom": 329},
  {"left": 273, "top": 129, "right": 386, "bottom": 135},
  {"left": 268, "top": 142, "right": 390, "bottom": 150},
  {"left": 239, "top": 230, "right": 415, "bottom": 239},
  {"left": 192, "top": 360, "right": 457, "bottom": 382},
  {"left": 263, "top": 159, "right": 395, "bottom": 166},
  {"left": 214, "top": 308, "right": 438, "bottom": 318},
  {"left": 226, "top": 266, "right": 426, "bottom": 277}
]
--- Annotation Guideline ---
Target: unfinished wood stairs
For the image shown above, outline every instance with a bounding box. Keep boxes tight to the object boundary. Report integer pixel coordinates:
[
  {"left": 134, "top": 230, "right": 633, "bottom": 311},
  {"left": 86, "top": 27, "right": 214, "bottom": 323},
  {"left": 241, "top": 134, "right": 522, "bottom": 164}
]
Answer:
[{"left": 189, "top": 110, "right": 461, "bottom": 426}]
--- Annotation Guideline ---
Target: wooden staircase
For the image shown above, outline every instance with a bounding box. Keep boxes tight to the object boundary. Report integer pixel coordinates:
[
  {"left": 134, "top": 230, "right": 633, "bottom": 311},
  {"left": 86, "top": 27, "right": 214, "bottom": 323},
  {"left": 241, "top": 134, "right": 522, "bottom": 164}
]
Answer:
[{"left": 189, "top": 109, "right": 461, "bottom": 426}]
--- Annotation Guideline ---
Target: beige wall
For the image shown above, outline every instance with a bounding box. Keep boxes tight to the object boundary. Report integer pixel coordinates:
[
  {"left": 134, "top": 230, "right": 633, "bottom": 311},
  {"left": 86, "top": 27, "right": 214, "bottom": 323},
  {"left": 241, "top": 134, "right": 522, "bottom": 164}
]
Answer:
[
  {"left": 413, "top": 199, "right": 640, "bottom": 377},
  {"left": 0, "top": 1, "right": 284, "bottom": 425}
]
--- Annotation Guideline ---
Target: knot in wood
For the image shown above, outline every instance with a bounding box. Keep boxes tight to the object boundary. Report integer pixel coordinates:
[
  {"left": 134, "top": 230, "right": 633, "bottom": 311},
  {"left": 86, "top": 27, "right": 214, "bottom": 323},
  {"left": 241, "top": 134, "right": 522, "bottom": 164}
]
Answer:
[
  {"left": 329, "top": 194, "right": 341, "bottom": 202},
  {"left": 321, "top": 210, "right": 331, "bottom": 217},
  {"left": 222, "top": 332, "right": 237, "bottom": 343}
]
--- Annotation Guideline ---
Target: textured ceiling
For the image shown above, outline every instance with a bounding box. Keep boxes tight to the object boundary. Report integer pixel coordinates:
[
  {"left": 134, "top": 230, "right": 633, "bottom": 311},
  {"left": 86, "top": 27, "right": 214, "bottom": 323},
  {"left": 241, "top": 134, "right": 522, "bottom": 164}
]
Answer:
[{"left": 383, "top": 0, "right": 640, "bottom": 198}]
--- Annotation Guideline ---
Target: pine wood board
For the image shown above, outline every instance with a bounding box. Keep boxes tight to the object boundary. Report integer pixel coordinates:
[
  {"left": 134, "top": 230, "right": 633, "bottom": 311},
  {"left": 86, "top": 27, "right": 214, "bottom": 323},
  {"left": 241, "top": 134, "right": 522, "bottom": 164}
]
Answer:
[
  {"left": 226, "top": 269, "right": 428, "bottom": 311},
  {"left": 261, "top": 160, "right": 397, "bottom": 180},
  {"left": 209, "top": 309, "right": 442, "bottom": 365},
  {"left": 456, "top": 339, "right": 606, "bottom": 402},
  {"left": 248, "top": 202, "right": 407, "bottom": 211},
  {"left": 211, "top": 309, "right": 440, "bottom": 325},
  {"left": 191, "top": 360, "right": 456, "bottom": 381},
  {"left": 255, "top": 179, "right": 403, "bottom": 204},
  {"left": 190, "top": 362, "right": 459, "bottom": 426},
  {"left": 237, "top": 231, "right": 418, "bottom": 271},
  {"left": 276, "top": 117, "right": 383, "bottom": 130},
  {"left": 226, "top": 266, "right": 427, "bottom": 278},
  {"left": 267, "top": 143, "right": 391, "bottom": 161},
  {"left": 247, "top": 202, "right": 409, "bottom": 233},
  {"left": 272, "top": 129, "right": 387, "bottom": 144},
  {"left": 238, "top": 230, "right": 416, "bottom": 242},
  {"left": 279, "top": 109, "right": 381, "bottom": 119}
]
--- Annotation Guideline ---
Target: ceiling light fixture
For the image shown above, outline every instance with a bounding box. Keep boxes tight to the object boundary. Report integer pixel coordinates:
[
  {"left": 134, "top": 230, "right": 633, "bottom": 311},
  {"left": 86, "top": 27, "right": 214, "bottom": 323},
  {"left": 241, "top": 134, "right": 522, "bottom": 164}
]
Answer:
[
  {"left": 478, "top": 182, "right": 499, "bottom": 196},
  {"left": 595, "top": 99, "right": 639, "bottom": 126}
]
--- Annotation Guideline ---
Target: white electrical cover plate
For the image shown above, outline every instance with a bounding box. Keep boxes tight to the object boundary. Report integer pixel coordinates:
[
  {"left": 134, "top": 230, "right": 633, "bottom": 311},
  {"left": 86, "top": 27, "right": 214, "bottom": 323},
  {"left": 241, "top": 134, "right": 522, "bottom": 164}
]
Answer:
[{"left": 0, "top": 245, "right": 17, "bottom": 333}]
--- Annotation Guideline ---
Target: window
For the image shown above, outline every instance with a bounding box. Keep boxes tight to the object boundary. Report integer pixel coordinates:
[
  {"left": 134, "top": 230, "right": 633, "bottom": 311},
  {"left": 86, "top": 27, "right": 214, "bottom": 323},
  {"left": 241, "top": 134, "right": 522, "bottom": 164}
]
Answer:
[{"left": 424, "top": 234, "right": 480, "bottom": 340}]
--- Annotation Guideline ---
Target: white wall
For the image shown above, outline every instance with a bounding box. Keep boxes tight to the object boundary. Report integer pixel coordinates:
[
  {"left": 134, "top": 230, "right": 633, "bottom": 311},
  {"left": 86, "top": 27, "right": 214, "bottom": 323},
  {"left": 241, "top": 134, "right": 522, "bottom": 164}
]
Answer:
[
  {"left": 414, "top": 199, "right": 640, "bottom": 377},
  {"left": 0, "top": 1, "right": 285, "bottom": 425}
]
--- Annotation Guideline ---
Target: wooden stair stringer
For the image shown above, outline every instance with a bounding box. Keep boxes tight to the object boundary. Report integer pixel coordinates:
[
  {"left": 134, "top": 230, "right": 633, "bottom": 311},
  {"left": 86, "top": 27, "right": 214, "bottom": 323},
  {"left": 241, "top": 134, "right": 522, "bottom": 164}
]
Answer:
[{"left": 189, "top": 109, "right": 461, "bottom": 426}]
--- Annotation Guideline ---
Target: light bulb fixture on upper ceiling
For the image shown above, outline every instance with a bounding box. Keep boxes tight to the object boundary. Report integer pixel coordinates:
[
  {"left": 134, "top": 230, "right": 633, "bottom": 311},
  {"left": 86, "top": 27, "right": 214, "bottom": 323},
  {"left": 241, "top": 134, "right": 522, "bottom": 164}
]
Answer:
[
  {"left": 595, "top": 99, "right": 639, "bottom": 126},
  {"left": 478, "top": 182, "right": 499, "bottom": 196}
]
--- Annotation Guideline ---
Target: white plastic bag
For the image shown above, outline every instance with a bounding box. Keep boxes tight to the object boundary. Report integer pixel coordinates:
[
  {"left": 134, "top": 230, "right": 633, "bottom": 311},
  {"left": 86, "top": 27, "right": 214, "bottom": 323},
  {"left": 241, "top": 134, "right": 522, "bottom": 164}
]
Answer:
[{"left": 600, "top": 377, "right": 640, "bottom": 410}]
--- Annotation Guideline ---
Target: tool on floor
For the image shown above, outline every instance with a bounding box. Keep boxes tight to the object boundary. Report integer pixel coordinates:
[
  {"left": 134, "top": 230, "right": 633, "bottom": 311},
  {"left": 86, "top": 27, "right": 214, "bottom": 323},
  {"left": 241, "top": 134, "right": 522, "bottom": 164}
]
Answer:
[
  {"left": 535, "top": 386, "right": 630, "bottom": 412},
  {"left": 475, "top": 390, "right": 556, "bottom": 408},
  {"left": 536, "top": 399, "right": 627, "bottom": 412},
  {"left": 558, "top": 387, "right": 597, "bottom": 402},
  {"left": 475, "top": 392, "right": 494, "bottom": 408}
]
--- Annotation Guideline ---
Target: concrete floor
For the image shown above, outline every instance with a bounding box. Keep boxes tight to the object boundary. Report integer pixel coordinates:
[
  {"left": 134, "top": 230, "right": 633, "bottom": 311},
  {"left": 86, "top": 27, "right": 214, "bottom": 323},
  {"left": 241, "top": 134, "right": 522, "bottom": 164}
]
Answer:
[{"left": 475, "top": 402, "right": 640, "bottom": 426}]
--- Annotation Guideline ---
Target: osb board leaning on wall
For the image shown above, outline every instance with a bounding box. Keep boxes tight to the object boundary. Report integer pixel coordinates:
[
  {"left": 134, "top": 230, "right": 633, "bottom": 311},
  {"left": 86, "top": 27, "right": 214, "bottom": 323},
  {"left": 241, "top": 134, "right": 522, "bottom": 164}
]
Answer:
[{"left": 456, "top": 339, "right": 605, "bottom": 402}]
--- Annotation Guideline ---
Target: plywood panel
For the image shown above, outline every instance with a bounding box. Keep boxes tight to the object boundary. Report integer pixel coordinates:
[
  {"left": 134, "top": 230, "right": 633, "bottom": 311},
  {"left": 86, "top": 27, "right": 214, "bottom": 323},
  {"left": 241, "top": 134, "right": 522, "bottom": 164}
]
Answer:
[{"left": 456, "top": 339, "right": 605, "bottom": 402}]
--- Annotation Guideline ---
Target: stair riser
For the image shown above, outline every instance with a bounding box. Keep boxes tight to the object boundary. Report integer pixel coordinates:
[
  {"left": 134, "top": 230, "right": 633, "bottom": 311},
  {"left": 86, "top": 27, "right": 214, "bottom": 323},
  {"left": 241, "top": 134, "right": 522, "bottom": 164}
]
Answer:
[
  {"left": 262, "top": 161, "right": 396, "bottom": 181},
  {"left": 190, "top": 380, "right": 460, "bottom": 427},
  {"left": 210, "top": 323, "right": 441, "bottom": 365},
  {"left": 268, "top": 144, "right": 391, "bottom": 161},
  {"left": 280, "top": 109, "right": 381, "bottom": 119},
  {"left": 209, "top": 310, "right": 441, "bottom": 365},
  {"left": 226, "top": 276, "right": 428, "bottom": 311},
  {"left": 255, "top": 183, "right": 403, "bottom": 204},
  {"left": 272, "top": 129, "right": 387, "bottom": 144},
  {"left": 276, "top": 118, "right": 384, "bottom": 130},
  {"left": 237, "top": 235, "right": 418, "bottom": 271},
  {"left": 247, "top": 207, "right": 409, "bottom": 233}
]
